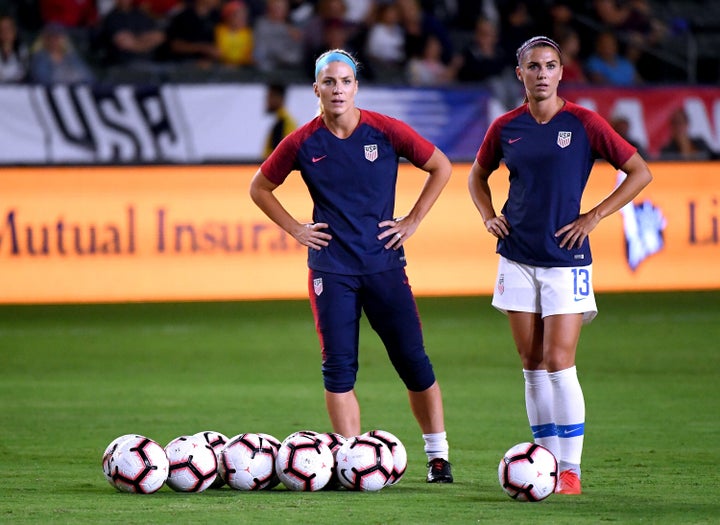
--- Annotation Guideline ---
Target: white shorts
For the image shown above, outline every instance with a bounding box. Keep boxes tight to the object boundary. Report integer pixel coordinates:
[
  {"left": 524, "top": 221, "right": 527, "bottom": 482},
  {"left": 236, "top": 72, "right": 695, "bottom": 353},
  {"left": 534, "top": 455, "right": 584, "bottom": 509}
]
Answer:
[{"left": 491, "top": 256, "right": 598, "bottom": 324}]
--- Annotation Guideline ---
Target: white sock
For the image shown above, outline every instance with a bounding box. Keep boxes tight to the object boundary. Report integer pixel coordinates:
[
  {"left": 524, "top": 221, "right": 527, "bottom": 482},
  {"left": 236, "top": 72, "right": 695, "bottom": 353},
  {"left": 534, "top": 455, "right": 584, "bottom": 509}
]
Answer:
[
  {"left": 523, "top": 369, "right": 560, "bottom": 459},
  {"left": 423, "top": 432, "right": 449, "bottom": 461},
  {"left": 548, "top": 366, "right": 585, "bottom": 475}
]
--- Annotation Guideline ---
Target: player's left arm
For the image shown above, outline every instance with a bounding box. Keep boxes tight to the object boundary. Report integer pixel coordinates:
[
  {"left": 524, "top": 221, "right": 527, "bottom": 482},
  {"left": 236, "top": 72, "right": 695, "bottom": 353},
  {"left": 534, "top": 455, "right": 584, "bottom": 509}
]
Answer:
[
  {"left": 556, "top": 151, "right": 653, "bottom": 249},
  {"left": 378, "top": 147, "right": 452, "bottom": 250}
]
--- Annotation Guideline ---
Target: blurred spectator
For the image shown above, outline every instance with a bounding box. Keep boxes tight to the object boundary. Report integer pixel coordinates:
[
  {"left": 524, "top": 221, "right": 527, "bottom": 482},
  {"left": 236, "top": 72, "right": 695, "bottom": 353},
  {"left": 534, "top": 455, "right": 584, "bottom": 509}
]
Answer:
[
  {"left": 585, "top": 30, "right": 640, "bottom": 86},
  {"left": 253, "top": 0, "right": 304, "bottom": 73},
  {"left": 610, "top": 113, "right": 646, "bottom": 157},
  {"left": 364, "top": 3, "right": 405, "bottom": 69},
  {"left": 97, "top": 0, "right": 165, "bottom": 66},
  {"left": 29, "top": 22, "right": 95, "bottom": 84},
  {"left": 215, "top": 0, "right": 254, "bottom": 67},
  {"left": 406, "top": 34, "right": 458, "bottom": 86},
  {"left": 344, "top": 0, "right": 374, "bottom": 27},
  {"left": 456, "top": 16, "right": 507, "bottom": 83},
  {"left": 302, "top": 0, "right": 352, "bottom": 66},
  {"left": 442, "top": 0, "right": 489, "bottom": 31},
  {"left": 591, "top": 0, "right": 666, "bottom": 46},
  {"left": 497, "top": 0, "right": 540, "bottom": 61},
  {"left": 163, "top": 0, "right": 221, "bottom": 66},
  {"left": 543, "top": 0, "right": 583, "bottom": 41},
  {"left": 263, "top": 83, "right": 297, "bottom": 158},
  {"left": 397, "top": 0, "right": 455, "bottom": 66},
  {"left": 556, "top": 28, "right": 586, "bottom": 84},
  {"left": 40, "top": 0, "right": 98, "bottom": 29},
  {"left": 0, "top": 14, "right": 30, "bottom": 83},
  {"left": 304, "top": 18, "right": 365, "bottom": 79},
  {"left": 660, "top": 108, "right": 717, "bottom": 161}
]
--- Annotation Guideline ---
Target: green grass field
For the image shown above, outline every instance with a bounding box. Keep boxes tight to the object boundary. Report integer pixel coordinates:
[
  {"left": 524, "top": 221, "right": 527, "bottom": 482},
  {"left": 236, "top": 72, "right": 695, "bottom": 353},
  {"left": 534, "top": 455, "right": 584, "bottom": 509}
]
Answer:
[{"left": 1, "top": 291, "right": 719, "bottom": 524}]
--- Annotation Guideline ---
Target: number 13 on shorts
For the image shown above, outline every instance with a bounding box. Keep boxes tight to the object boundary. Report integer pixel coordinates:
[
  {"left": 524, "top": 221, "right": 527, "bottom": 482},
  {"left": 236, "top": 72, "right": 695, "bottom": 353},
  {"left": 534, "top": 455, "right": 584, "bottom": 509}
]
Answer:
[{"left": 572, "top": 268, "right": 590, "bottom": 298}]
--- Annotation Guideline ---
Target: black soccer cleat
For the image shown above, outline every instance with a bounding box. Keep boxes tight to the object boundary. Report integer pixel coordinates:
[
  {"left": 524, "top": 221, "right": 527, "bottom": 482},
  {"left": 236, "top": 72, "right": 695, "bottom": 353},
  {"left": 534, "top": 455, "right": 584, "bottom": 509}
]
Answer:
[{"left": 426, "top": 458, "right": 453, "bottom": 483}]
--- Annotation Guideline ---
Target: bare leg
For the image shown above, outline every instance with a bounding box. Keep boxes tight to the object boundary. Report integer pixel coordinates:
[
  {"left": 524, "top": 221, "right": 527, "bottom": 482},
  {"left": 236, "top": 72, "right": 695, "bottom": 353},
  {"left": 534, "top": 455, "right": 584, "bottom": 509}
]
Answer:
[
  {"left": 325, "top": 389, "right": 361, "bottom": 437},
  {"left": 408, "top": 381, "right": 445, "bottom": 434}
]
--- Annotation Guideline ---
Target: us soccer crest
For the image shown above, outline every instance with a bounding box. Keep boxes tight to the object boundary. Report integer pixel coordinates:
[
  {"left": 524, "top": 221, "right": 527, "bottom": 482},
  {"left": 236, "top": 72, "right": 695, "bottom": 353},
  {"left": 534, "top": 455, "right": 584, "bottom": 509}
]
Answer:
[
  {"left": 364, "top": 144, "right": 378, "bottom": 162},
  {"left": 313, "top": 277, "right": 323, "bottom": 296},
  {"left": 497, "top": 274, "right": 505, "bottom": 295},
  {"left": 557, "top": 131, "right": 572, "bottom": 148}
]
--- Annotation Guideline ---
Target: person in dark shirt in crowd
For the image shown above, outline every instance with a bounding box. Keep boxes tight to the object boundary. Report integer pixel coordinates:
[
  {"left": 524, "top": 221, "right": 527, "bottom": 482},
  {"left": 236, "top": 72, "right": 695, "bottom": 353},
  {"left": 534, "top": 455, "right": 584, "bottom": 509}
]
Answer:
[
  {"left": 263, "top": 82, "right": 297, "bottom": 158},
  {"left": 610, "top": 114, "right": 646, "bottom": 158},
  {"left": 660, "top": 107, "right": 717, "bottom": 161},
  {"left": 98, "top": 0, "right": 165, "bottom": 66},
  {"left": 164, "top": 0, "right": 221, "bottom": 66},
  {"left": 457, "top": 16, "right": 508, "bottom": 83}
]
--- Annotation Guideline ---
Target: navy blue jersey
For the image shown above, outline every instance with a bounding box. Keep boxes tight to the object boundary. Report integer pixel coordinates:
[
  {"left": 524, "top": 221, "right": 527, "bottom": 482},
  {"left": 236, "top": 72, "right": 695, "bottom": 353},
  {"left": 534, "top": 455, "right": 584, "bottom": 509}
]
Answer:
[
  {"left": 261, "top": 109, "right": 435, "bottom": 275},
  {"left": 476, "top": 100, "right": 636, "bottom": 267}
]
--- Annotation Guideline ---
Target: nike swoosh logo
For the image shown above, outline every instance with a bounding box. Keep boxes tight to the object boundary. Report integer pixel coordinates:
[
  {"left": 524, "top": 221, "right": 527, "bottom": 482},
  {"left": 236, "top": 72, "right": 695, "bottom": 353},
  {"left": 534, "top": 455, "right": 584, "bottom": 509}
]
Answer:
[
  {"left": 574, "top": 296, "right": 587, "bottom": 302},
  {"left": 508, "top": 137, "right": 522, "bottom": 144},
  {"left": 312, "top": 155, "right": 327, "bottom": 163}
]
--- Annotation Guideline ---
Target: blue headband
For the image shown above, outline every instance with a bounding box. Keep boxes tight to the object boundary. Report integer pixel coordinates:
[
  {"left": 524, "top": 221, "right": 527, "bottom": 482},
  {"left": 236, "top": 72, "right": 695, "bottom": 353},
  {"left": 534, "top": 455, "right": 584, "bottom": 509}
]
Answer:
[{"left": 314, "top": 52, "right": 357, "bottom": 79}]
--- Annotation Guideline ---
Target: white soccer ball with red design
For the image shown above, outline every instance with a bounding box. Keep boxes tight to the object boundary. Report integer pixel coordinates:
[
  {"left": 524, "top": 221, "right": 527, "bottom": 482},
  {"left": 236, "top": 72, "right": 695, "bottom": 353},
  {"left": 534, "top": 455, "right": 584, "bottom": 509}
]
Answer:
[
  {"left": 102, "top": 433, "right": 143, "bottom": 487},
  {"left": 218, "top": 433, "right": 277, "bottom": 490},
  {"left": 498, "top": 442, "right": 558, "bottom": 502},
  {"left": 164, "top": 435, "right": 218, "bottom": 492},
  {"left": 317, "top": 432, "right": 347, "bottom": 490},
  {"left": 257, "top": 433, "right": 282, "bottom": 489},
  {"left": 275, "top": 434, "right": 334, "bottom": 491},
  {"left": 362, "top": 430, "right": 407, "bottom": 485},
  {"left": 110, "top": 436, "right": 169, "bottom": 494},
  {"left": 193, "top": 430, "right": 229, "bottom": 488},
  {"left": 335, "top": 435, "right": 394, "bottom": 491}
]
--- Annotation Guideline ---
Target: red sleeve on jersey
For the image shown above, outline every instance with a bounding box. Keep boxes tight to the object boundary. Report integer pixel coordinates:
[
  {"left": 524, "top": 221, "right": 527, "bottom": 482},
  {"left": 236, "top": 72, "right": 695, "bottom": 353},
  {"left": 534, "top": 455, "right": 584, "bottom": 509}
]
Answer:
[
  {"left": 475, "top": 105, "right": 525, "bottom": 171},
  {"left": 260, "top": 117, "right": 322, "bottom": 185},
  {"left": 565, "top": 102, "right": 636, "bottom": 168},
  {"left": 361, "top": 110, "right": 436, "bottom": 167},
  {"left": 476, "top": 119, "right": 503, "bottom": 171}
]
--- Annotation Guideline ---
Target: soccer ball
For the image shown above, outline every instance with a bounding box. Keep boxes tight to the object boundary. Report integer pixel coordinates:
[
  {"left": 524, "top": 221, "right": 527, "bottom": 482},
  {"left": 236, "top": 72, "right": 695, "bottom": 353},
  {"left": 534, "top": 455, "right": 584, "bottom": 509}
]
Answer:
[
  {"left": 110, "top": 436, "right": 169, "bottom": 494},
  {"left": 102, "top": 433, "right": 143, "bottom": 487},
  {"left": 362, "top": 430, "right": 407, "bottom": 485},
  {"left": 335, "top": 435, "right": 394, "bottom": 491},
  {"left": 498, "top": 442, "right": 558, "bottom": 502},
  {"left": 275, "top": 434, "right": 334, "bottom": 491},
  {"left": 165, "top": 435, "right": 218, "bottom": 492},
  {"left": 317, "top": 432, "right": 347, "bottom": 490},
  {"left": 281, "top": 430, "right": 320, "bottom": 445},
  {"left": 218, "top": 433, "right": 277, "bottom": 490},
  {"left": 193, "top": 430, "right": 229, "bottom": 488},
  {"left": 257, "top": 433, "right": 282, "bottom": 489}
]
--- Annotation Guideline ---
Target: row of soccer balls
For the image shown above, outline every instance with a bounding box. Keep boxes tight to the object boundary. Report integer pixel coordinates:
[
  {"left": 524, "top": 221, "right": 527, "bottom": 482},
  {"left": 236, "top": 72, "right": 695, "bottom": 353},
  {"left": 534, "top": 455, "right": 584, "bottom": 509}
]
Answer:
[{"left": 102, "top": 429, "right": 407, "bottom": 494}]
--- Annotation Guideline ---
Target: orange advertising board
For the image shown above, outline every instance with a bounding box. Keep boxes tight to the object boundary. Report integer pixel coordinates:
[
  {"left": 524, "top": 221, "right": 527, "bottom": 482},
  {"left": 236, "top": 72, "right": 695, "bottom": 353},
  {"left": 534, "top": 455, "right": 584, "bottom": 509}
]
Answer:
[{"left": 0, "top": 162, "right": 717, "bottom": 304}]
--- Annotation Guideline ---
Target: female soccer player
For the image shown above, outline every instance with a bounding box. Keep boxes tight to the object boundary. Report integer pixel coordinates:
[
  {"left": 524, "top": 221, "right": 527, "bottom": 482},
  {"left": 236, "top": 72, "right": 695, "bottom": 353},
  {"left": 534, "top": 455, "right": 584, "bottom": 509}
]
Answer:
[
  {"left": 468, "top": 36, "right": 653, "bottom": 494},
  {"left": 249, "top": 49, "right": 454, "bottom": 483}
]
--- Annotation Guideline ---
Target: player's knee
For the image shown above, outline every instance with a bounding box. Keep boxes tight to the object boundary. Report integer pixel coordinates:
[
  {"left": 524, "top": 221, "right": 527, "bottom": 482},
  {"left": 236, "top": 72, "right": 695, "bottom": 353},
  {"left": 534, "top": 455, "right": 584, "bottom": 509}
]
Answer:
[
  {"left": 322, "top": 366, "right": 356, "bottom": 393},
  {"left": 396, "top": 359, "right": 436, "bottom": 392}
]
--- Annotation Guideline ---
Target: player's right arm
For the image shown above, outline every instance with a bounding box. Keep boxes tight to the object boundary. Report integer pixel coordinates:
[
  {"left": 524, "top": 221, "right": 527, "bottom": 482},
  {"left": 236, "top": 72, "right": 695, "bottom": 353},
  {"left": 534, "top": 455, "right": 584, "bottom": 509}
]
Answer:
[
  {"left": 249, "top": 169, "right": 332, "bottom": 250},
  {"left": 468, "top": 160, "right": 509, "bottom": 239}
]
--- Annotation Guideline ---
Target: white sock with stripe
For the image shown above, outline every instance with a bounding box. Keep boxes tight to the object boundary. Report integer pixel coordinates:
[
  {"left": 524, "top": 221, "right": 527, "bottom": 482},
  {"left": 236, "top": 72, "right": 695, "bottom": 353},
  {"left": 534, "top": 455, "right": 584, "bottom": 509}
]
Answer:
[
  {"left": 548, "top": 366, "right": 585, "bottom": 476},
  {"left": 523, "top": 369, "right": 560, "bottom": 459}
]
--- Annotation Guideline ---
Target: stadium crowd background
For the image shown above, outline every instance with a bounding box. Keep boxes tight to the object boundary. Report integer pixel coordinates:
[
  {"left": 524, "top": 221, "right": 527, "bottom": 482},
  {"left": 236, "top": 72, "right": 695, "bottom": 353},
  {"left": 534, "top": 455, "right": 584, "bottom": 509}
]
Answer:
[
  {"left": 1, "top": 0, "right": 719, "bottom": 161},
  {"left": 2, "top": 0, "right": 719, "bottom": 86}
]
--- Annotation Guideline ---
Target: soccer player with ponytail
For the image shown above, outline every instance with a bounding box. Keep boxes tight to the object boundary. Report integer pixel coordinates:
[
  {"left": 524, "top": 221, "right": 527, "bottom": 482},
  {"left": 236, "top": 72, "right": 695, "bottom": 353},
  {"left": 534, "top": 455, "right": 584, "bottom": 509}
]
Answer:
[{"left": 468, "top": 36, "right": 653, "bottom": 494}]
